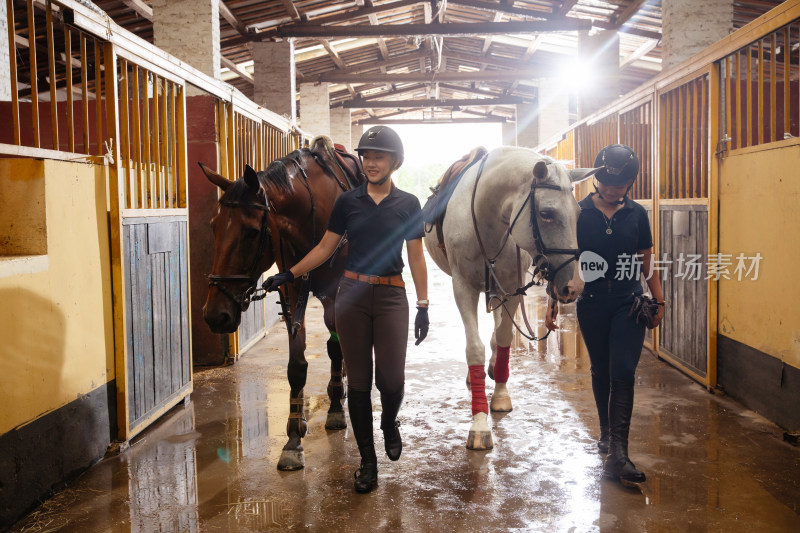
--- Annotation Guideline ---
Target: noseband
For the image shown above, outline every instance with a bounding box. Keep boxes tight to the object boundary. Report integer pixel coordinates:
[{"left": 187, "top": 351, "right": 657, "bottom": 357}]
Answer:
[
  {"left": 526, "top": 179, "right": 581, "bottom": 284},
  {"left": 207, "top": 199, "right": 273, "bottom": 311}
]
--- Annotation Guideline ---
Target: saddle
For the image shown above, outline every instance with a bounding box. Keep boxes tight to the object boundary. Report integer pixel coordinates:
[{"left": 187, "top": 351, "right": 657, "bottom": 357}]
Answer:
[
  {"left": 311, "top": 135, "right": 365, "bottom": 189},
  {"left": 421, "top": 146, "right": 489, "bottom": 258}
]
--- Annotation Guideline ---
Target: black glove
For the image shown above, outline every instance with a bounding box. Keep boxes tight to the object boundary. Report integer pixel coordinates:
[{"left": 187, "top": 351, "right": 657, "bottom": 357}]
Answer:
[
  {"left": 263, "top": 271, "right": 295, "bottom": 292},
  {"left": 414, "top": 307, "right": 429, "bottom": 345}
]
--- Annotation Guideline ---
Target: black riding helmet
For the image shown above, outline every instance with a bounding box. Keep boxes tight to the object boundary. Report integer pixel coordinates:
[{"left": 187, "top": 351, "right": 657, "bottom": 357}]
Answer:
[
  {"left": 356, "top": 126, "right": 405, "bottom": 169},
  {"left": 594, "top": 144, "right": 639, "bottom": 186}
]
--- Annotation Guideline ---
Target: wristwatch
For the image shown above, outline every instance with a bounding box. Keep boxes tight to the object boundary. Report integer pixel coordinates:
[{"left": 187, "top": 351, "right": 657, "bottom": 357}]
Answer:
[{"left": 416, "top": 299, "right": 429, "bottom": 306}]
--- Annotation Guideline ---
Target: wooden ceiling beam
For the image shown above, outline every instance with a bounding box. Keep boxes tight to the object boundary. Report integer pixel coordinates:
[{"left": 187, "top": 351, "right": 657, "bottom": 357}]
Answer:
[
  {"left": 441, "top": 50, "right": 553, "bottom": 71},
  {"left": 332, "top": 84, "right": 429, "bottom": 107},
  {"left": 317, "top": 69, "right": 553, "bottom": 83},
  {"left": 592, "top": 20, "right": 660, "bottom": 40},
  {"left": 558, "top": 0, "right": 579, "bottom": 17},
  {"left": 254, "top": 0, "right": 424, "bottom": 38},
  {"left": 219, "top": 1, "right": 250, "bottom": 36},
  {"left": 343, "top": 96, "right": 524, "bottom": 108},
  {"left": 261, "top": 20, "right": 592, "bottom": 39},
  {"left": 220, "top": 55, "right": 254, "bottom": 83},
  {"left": 610, "top": 0, "right": 650, "bottom": 27},
  {"left": 279, "top": 0, "right": 303, "bottom": 22},
  {"left": 300, "top": 49, "right": 429, "bottom": 81},
  {"left": 358, "top": 116, "right": 507, "bottom": 124},
  {"left": 447, "top": 0, "right": 551, "bottom": 19},
  {"left": 119, "top": 0, "right": 152, "bottom": 20}
]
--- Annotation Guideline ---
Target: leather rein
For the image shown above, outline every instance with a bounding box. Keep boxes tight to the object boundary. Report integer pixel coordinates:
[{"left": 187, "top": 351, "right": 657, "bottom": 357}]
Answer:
[{"left": 470, "top": 156, "right": 580, "bottom": 341}]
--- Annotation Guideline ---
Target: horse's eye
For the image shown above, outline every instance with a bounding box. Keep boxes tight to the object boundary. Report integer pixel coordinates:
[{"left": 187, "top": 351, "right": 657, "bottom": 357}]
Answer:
[
  {"left": 244, "top": 227, "right": 261, "bottom": 239},
  {"left": 539, "top": 210, "right": 555, "bottom": 222}
]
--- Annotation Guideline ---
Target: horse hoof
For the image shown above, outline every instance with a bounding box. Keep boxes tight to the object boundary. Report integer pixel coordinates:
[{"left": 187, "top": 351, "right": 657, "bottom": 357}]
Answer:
[
  {"left": 325, "top": 411, "right": 347, "bottom": 430},
  {"left": 466, "top": 430, "right": 493, "bottom": 450},
  {"left": 490, "top": 394, "right": 513, "bottom": 412},
  {"left": 277, "top": 450, "right": 305, "bottom": 471}
]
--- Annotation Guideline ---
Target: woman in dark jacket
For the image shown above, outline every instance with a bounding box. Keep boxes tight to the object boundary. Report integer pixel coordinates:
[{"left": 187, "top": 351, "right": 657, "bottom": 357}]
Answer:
[
  {"left": 265, "top": 126, "right": 429, "bottom": 493},
  {"left": 546, "top": 144, "right": 664, "bottom": 486}
]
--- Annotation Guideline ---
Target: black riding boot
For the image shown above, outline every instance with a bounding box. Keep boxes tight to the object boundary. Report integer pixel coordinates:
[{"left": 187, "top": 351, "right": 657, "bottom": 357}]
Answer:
[
  {"left": 591, "top": 370, "right": 610, "bottom": 454},
  {"left": 348, "top": 388, "right": 378, "bottom": 493},
  {"left": 597, "top": 425, "right": 610, "bottom": 454},
  {"left": 380, "top": 389, "right": 404, "bottom": 461},
  {"left": 603, "top": 384, "right": 646, "bottom": 486}
]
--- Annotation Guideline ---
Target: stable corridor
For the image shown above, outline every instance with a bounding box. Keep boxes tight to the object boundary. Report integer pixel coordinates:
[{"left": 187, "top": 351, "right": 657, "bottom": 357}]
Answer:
[{"left": 10, "top": 266, "right": 800, "bottom": 532}]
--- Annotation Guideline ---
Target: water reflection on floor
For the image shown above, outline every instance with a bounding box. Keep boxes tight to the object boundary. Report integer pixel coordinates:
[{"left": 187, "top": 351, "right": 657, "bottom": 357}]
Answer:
[{"left": 10, "top": 265, "right": 800, "bottom": 532}]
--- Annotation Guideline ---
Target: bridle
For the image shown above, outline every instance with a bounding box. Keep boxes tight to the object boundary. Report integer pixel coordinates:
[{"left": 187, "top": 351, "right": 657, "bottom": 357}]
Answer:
[
  {"left": 471, "top": 157, "right": 580, "bottom": 293},
  {"left": 207, "top": 198, "right": 273, "bottom": 311},
  {"left": 470, "top": 157, "right": 581, "bottom": 341}
]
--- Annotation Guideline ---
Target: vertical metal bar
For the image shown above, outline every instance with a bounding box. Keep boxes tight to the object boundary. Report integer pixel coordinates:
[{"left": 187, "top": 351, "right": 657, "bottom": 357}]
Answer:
[
  {"left": 6, "top": 0, "right": 20, "bottom": 144},
  {"left": 770, "top": 32, "right": 777, "bottom": 143},
  {"left": 159, "top": 77, "right": 169, "bottom": 208},
  {"left": 142, "top": 72, "right": 152, "bottom": 208},
  {"left": 119, "top": 58, "right": 130, "bottom": 208},
  {"left": 689, "top": 81, "right": 696, "bottom": 199},
  {"left": 724, "top": 56, "right": 732, "bottom": 154},
  {"left": 46, "top": 1, "right": 58, "bottom": 150},
  {"left": 783, "top": 27, "right": 790, "bottom": 139},
  {"left": 176, "top": 84, "right": 188, "bottom": 208},
  {"left": 734, "top": 51, "right": 742, "bottom": 150},
  {"left": 80, "top": 33, "right": 89, "bottom": 153},
  {"left": 168, "top": 82, "right": 177, "bottom": 208},
  {"left": 701, "top": 75, "right": 708, "bottom": 197},
  {"left": 217, "top": 100, "right": 228, "bottom": 180},
  {"left": 131, "top": 65, "right": 141, "bottom": 209},
  {"left": 65, "top": 27, "right": 74, "bottom": 152},
  {"left": 94, "top": 41, "right": 103, "bottom": 156},
  {"left": 227, "top": 107, "right": 235, "bottom": 180},
  {"left": 678, "top": 86, "right": 685, "bottom": 198},
  {"left": 757, "top": 39, "right": 764, "bottom": 145},
  {"left": 151, "top": 75, "right": 162, "bottom": 209},
  {"left": 27, "top": 0, "right": 40, "bottom": 147},
  {"left": 746, "top": 45, "right": 753, "bottom": 147}
]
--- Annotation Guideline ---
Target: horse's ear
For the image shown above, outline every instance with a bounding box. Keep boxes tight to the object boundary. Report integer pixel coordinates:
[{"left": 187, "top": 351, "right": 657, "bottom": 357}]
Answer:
[
  {"left": 244, "top": 164, "right": 259, "bottom": 192},
  {"left": 198, "top": 162, "right": 231, "bottom": 191},
  {"left": 533, "top": 160, "right": 548, "bottom": 180},
  {"left": 568, "top": 167, "right": 603, "bottom": 184}
]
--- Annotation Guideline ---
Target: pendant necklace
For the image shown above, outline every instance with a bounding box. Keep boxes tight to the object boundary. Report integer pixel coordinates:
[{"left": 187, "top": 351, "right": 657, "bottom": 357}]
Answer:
[{"left": 602, "top": 212, "right": 613, "bottom": 235}]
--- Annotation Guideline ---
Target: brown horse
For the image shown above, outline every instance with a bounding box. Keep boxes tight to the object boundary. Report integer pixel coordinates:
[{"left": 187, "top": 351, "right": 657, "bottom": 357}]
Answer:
[{"left": 198, "top": 138, "right": 364, "bottom": 471}]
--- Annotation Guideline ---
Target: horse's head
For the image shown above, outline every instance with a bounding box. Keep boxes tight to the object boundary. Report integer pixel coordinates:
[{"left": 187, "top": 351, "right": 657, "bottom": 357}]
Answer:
[
  {"left": 512, "top": 158, "right": 599, "bottom": 303},
  {"left": 198, "top": 162, "right": 276, "bottom": 333}
]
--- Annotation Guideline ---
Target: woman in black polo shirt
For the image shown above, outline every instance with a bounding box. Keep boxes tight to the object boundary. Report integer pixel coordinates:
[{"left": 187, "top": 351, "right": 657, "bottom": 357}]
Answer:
[
  {"left": 545, "top": 144, "right": 664, "bottom": 487},
  {"left": 265, "top": 126, "right": 429, "bottom": 494}
]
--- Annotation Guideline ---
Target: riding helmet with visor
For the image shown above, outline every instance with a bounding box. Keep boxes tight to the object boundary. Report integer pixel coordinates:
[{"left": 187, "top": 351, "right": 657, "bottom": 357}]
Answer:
[
  {"left": 593, "top": 144, "right": 639, "bottom": 186},
  {"left": 356, "top": 126, "right": 405, "bottom": 168}
]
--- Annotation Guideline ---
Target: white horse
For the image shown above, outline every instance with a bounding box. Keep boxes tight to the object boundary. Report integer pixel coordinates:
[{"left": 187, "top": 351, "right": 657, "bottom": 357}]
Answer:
[{"left": 424, "top": 146, "right": 598, "bottom": 449}]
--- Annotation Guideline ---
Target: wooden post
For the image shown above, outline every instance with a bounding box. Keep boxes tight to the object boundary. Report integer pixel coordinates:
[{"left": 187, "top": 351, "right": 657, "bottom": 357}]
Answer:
[{"left": 27, "top": 0, "right": 40, "bottom": 147}]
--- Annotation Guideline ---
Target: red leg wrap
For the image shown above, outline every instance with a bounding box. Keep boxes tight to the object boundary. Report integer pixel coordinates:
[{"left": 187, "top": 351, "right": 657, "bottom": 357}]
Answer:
[
  {"left": 493, "top": 345, "right": 510, "bottom": 384},
  {"left": 469, "top": 365, "right": 488, "bottom": 415}
]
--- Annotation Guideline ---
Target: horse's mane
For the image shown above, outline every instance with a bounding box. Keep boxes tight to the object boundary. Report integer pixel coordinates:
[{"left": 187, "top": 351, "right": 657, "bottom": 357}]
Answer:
[
  {"left": 263, "top": 148, "right": 310, "bottom": 194},
  {"left": 218, "top": 146, "right": 342, "bottom": 205}
]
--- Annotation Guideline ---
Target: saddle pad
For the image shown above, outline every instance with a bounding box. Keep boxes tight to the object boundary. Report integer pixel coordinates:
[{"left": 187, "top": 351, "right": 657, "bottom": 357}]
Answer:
[{"left": 422, "top": 146, "right": 488, "bottom": 226}]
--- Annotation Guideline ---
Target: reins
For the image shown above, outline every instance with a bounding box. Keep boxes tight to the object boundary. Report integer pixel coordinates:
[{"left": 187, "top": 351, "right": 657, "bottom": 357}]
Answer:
[{"left": 469, "top": 157, "right": 581, "bottom": 342}]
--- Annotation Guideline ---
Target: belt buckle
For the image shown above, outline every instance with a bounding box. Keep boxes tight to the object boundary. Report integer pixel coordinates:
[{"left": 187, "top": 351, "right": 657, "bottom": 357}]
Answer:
[{"left": 367, "top": 275, "right": 380, "bottom": 284}]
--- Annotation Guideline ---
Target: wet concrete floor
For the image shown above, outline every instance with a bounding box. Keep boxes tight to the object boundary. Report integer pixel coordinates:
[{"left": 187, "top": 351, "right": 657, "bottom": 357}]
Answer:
[{"left": 10, "top": 264, "right": 800, "bottom": 532}]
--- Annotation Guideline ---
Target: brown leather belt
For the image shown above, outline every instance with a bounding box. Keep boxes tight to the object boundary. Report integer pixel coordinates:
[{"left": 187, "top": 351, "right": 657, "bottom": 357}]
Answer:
[{"left": 344, "top": 270, "right": 405, "bottom": 288}]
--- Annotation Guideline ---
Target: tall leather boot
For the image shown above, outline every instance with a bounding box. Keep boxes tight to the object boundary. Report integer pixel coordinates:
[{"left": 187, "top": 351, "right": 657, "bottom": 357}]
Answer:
[
  {"left": 603, "top": 383, "right": 646, "bottom": 486},
  {"left": 380, "top": 389, "right": 404, "bottom": 461},
  {"left": 348, "top": 388, "right": 378, "bottom": 493},
  {"left": 591, "top": 371, "right": 610, "bottom": 454}
]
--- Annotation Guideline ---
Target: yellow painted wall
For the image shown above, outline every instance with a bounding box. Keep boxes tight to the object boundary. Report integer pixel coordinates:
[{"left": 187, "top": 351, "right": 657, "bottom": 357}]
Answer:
[
  {"left": 0, "top": 159, "right": 114, "bottom": 435},
  {"left": 718, "top": 140, "right": 800, "bottom": 368}
]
